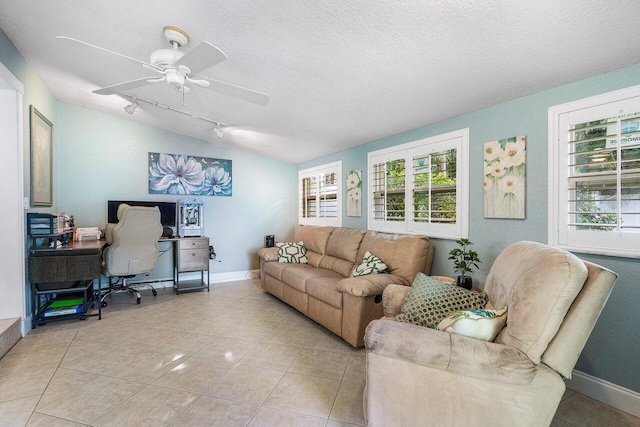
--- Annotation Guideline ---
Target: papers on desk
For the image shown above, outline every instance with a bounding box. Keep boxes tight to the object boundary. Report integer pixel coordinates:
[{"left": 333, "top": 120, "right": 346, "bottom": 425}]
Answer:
[{"left": 75, "top": 227, "right": 101, "bottom": 241}]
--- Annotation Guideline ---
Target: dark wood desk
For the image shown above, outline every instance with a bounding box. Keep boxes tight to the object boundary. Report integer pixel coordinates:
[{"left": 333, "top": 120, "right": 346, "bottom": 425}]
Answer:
[{"left": 28, "top": 239, "right": 103, "bottom": 328}]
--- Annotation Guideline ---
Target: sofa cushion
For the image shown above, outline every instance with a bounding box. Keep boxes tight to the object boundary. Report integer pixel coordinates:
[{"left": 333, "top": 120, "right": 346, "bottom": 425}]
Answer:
[
  {"left": 358, "top": 231, "right": 431, "bottom": 285},
  {"left": 263, "top": 261, "right": 292, "bottom": 281},
  {"left": 318, "top": 255, "right": 355, "bottom": 277},
  {"left": 326, "top": 227, "right": 366, "bottom": 263},
  {"left": 277, "top": 241, "right": 308, "bottom": 263},
  {"left": 307, "top": 276, "right": 343, "bottom": 308},
  {"left": 437, "top": 307, "right": 508, "bottom": 342},
  {"left": 395, "top": 273, "right": 488, "bottom": 328},
  {"left": 281, "top": 265, "right": 343, "bottom": 293},
  {"left": 296, "top": 226, "right": 334, "bottom": 255}
]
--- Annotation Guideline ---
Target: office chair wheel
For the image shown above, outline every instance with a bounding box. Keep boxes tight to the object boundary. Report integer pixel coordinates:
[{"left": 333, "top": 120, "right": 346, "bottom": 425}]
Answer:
[
  {"left": 101, "top": 301, "right": 108, "bottom": 308},
  {"left": 152, "top": 289, "right": 157, "bottom": 296}
]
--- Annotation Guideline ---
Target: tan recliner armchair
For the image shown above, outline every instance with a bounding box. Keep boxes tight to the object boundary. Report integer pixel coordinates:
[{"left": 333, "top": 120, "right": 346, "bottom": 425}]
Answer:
[
  {"left": 102, "top": 204, "right": 163, "bottom": 305},
  {"left": 364, "top": 241, "right": 617, "bottom": 427}
]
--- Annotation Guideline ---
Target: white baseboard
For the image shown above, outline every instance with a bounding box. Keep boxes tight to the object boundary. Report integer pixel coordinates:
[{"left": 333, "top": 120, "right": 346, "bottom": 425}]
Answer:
[
  {"left": 565, "top": 370, "right": 640, "bottom": 417},
  {"left": 209, "top": 269, "right": 260, "bottom": 283}
]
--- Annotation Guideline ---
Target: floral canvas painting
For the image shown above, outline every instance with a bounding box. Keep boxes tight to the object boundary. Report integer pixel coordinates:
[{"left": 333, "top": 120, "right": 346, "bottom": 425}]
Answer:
[
  {"left": 483, "top": 135, "right": 526, "bottom": 219},
  {"left": 149, "top": 152, "right": 232, "bottom": 196},
  {"left": 346, "top": 169, "right": 362, "bottom": 217}
]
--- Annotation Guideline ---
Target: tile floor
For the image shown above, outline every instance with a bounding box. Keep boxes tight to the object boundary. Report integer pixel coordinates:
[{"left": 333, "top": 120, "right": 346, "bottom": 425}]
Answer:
[{"left": 0, "top": 279, "right": 637, "bottom": 426}]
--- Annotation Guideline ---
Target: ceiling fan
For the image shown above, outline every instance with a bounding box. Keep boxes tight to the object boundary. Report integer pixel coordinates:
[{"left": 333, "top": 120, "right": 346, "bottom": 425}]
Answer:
[{"left": 57, "top": 26, "right": 270, "bottom": 112}]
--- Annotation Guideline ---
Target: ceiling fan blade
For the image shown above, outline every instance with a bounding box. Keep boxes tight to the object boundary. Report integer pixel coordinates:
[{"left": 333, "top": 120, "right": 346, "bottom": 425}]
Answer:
[
  {"left": 199, "top": 77, "right": 270, "bottom": 106},
  {"left": 174, "top": 41, "right": 227, "bottom": 75},
  {"left": 93, "top": 77, "right": 157, "bottom": 95},
  {"left": 56, "top": 36, "right": 153, "bottom": 68}
]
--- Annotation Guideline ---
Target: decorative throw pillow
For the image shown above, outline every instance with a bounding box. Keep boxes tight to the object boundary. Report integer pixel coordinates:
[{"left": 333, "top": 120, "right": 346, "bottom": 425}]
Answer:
[
  {"left": 437, "top": 307, "right": 508, "bottom": 342},
  {"left": 277, "top": 241, "right": 308, "bottom": 263},
  {"left": 395, "top": 273, "right": 488, "bottom": 328},
  {"left": 351, "top": 251, "right": 387, "bottom": 277}
]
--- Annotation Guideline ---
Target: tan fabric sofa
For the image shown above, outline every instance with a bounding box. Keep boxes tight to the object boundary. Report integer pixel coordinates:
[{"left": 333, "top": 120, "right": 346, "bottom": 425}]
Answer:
[
  {"left": 257, "top": 226, "right": 435, "bottom": 347},
  {"left": 364, "top": 241, "right": 617, "bottom": 426}
]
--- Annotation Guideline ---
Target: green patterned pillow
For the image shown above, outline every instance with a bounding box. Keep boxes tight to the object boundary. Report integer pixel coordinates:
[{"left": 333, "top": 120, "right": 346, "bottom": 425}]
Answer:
[
  {"left": 277, "top": 241, "right": 308, "bottom": 263},
  {"left": 351, "top": 251, "right": 387, "bottom": 277},
  {"left": 437, "top": 307, "right": 507, "bottom": 341},
  {"left": 395, "top": 273, "right": 488, "bottom": 328}
]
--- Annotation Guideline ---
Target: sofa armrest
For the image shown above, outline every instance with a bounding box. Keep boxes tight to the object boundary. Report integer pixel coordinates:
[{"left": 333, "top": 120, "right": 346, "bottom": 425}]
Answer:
[
  {"left": 257, "top": 247, "right": 279, "bottom": 262},
  {"left": 338, "top": 274, "right": 406, "bottom": 297},
  {"left": 365, "top": 319, "right": 536, "bottom": 385},
  {"left": 382, "top": 284, "right": 410, "bottom": 318}
]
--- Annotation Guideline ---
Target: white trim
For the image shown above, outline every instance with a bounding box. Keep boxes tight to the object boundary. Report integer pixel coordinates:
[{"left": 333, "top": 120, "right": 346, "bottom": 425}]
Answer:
[
  {"left": 0, "top": 61, "right": 24, "bottom": 93},
  {"left": 565, "top": 369, "right": 640, "bottom": 418}
]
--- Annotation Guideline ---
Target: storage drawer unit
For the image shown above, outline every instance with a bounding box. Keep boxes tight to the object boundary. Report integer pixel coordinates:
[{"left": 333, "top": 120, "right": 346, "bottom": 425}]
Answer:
[{"left": 174, "top": 236, "right": 210, "bottom": 294}]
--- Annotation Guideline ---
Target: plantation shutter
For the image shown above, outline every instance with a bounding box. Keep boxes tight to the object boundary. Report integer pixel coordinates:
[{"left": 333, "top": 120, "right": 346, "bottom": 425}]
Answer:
[
  {"left": 412, "top": 148, "right": 457, "bottom": 224},
  {"left": 371, "top": 156, "right": 406, "bottom": 229},
  {"left": 319, "top": 172, "right": 338, "bottom": 219},
  {"left": 567, "top": 112, "right": 640, "bottom": 232},
  {"left": 300, "top": 176, "right": 317, "bottom": 220}
]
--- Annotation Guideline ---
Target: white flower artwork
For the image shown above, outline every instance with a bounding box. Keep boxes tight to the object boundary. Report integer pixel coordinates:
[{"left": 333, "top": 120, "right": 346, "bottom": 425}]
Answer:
[
  {"left": 346, "top": 169, "right": 362, "bottom": 217},
  {"left": 484, "top": 135, "right": 526, "bottom": 219}
]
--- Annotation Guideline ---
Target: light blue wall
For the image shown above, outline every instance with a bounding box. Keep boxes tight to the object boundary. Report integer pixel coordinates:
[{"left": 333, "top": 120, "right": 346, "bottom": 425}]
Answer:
[
  {"left": 55, "top": 102, "right": 297, "bottom": 277},
  {"left": 298, "top": 62, "right": 640, "bottom": 393}
]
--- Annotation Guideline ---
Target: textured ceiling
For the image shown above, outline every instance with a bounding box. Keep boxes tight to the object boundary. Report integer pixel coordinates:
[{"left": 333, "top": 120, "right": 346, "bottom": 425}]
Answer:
[{"left": 1, "top": 1, "right": 640, "bottom": 164}]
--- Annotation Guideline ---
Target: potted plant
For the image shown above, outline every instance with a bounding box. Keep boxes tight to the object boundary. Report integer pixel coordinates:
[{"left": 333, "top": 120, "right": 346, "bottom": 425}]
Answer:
[{"left": 448, "top": 238, "right": 481, "bottom": 290}]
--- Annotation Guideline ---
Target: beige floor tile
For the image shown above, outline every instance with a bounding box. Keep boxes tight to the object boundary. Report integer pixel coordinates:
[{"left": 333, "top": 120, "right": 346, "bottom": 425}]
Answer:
[
  {"left": 27, "top": 412, "right": 87, "bottom": 426},
  {"left": 92, "top": 384, "right": 199, "bottom": 426},
  {"left": 248, "top": 406, "right": 327, "bottom": 427},
  {"left": 288, "top": 348, "right": 350, "bottom": 380},
  {"left": 36, "top": 367, "right": 100, "bottom": 408},
  {"left": 169, "top": 395, "right": 259, "bottom": 426},
  {"left": 0, "top": 395, "right": 39, "bottom": 426},
  {"left": 553, "top": 392, "right": 640, "bottom": 426},
  {"left": 0, "top": 368, "right": 55, "bottom": 402},
  {"left": 0, "top": 344, "right": 68, "bottom": 376},
  {"left": 342, "top": 355, "right": 366, "bottom": 385},
  {"left": 206, "top": 364, "right": 285, "bottom": 405},
  {"left": 192, "top": 336, "right": 257, "bottom": 363},
  {"left": 36, "top": 375, "right": 145, "bottom": 424},
  {"left": 326, "top": 421, "right": 364, "bottom": 427},
  {"left": 329, "top": 381, "right": 365, "bottom": 425},
  {"left": 99, "top": 346, "right": 187, "bottom": 383},
  {"left": 239, "top": 342, "right": 303, "bottom": 371},
  {"left": 151, "top": 356, "right": 229, "bottom": 393},
  {"left": 263, "top": 372, "right": 341, "bottom": 418},
  {"left": 305, "top": 329, "right": 357, "bottom": 354}
]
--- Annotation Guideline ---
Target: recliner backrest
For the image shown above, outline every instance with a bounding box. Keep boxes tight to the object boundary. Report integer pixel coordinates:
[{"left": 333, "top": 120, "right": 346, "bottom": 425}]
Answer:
[
  {"left": 104, "top": 206, "right": 163, "bottom": 276},
  {"left": 484, "top": 241, "right": 589, "bottom": 364}
]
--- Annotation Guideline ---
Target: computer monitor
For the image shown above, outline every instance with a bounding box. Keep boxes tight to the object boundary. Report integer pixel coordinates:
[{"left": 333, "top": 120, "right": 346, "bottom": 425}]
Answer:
[{"left": 107, "top": 200, "right": 177, "bottom": 227}]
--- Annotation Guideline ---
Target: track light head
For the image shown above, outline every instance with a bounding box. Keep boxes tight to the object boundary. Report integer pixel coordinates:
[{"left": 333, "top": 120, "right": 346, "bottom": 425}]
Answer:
[
  {"left": 213, "top": 124, "right": 224, "bottom": 138},
  {"left": 124, "top": 100, "right": 139, "bottom": 114}
]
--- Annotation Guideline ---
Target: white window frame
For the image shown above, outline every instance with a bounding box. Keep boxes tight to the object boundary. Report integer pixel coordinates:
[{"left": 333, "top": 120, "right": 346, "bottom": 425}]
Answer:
[
  {"left": 298, "top": 161, "right": 342, "bottom": 226},
  {"left": 367, "top": 128, "right": 469, "bottom": 239},
  {"left": 548, "top": 84, "right": 640, "bottom": 258}
]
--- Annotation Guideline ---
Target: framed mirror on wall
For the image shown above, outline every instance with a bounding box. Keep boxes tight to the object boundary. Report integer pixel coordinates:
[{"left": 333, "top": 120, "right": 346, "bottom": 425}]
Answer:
[{"left": 30, "top": 105, "right": 53, "bottom": 206}]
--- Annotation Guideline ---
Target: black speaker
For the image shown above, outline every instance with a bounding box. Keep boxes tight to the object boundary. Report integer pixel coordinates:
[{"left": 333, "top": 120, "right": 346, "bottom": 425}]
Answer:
[
  {"left": 265, "top": 235, "right": 275, "bottom": 248},
  {"left": 162, "top": 226, "right": 173, "bottom": 238}
]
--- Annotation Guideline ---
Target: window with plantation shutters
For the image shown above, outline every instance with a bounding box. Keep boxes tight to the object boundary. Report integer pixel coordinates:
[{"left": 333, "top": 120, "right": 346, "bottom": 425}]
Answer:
[
  {"left": 368, "top": 129, "right": 469, "bottom": 239},
  {"left": 549, "top": 85, "right": 640, "bottom": 258},
  {"left": 299, "top": 161, "right": 342, "bottom": 226}
]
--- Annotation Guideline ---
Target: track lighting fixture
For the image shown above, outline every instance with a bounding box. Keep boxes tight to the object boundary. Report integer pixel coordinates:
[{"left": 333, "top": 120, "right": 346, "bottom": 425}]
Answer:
[
  {"left": 124, "top": 100, "right": 139, "bottom": 114},
  {"left": 213, "top": 124, "right": 224, "bottom": 138}
]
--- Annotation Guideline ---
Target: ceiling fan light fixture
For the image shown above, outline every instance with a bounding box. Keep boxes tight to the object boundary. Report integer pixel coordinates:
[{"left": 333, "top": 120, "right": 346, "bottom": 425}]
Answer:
[
  {"left": 213, "top": 124, "right": 224, "bottom": 138},
  {"left": 124, "top": 100, "right": 139, "bottom": 114}
]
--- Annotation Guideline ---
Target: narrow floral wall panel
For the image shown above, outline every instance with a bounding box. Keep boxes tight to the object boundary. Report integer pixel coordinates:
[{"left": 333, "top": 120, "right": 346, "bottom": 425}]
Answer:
[
  {"left": 149, "top": 152, "right": 232, "bottom": 196},
  {"left": 346, "top": 169, "right": 362, "bottom": 217},
  {"left": 483, "top": 135, "right": 526, "bottom": 219}
]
